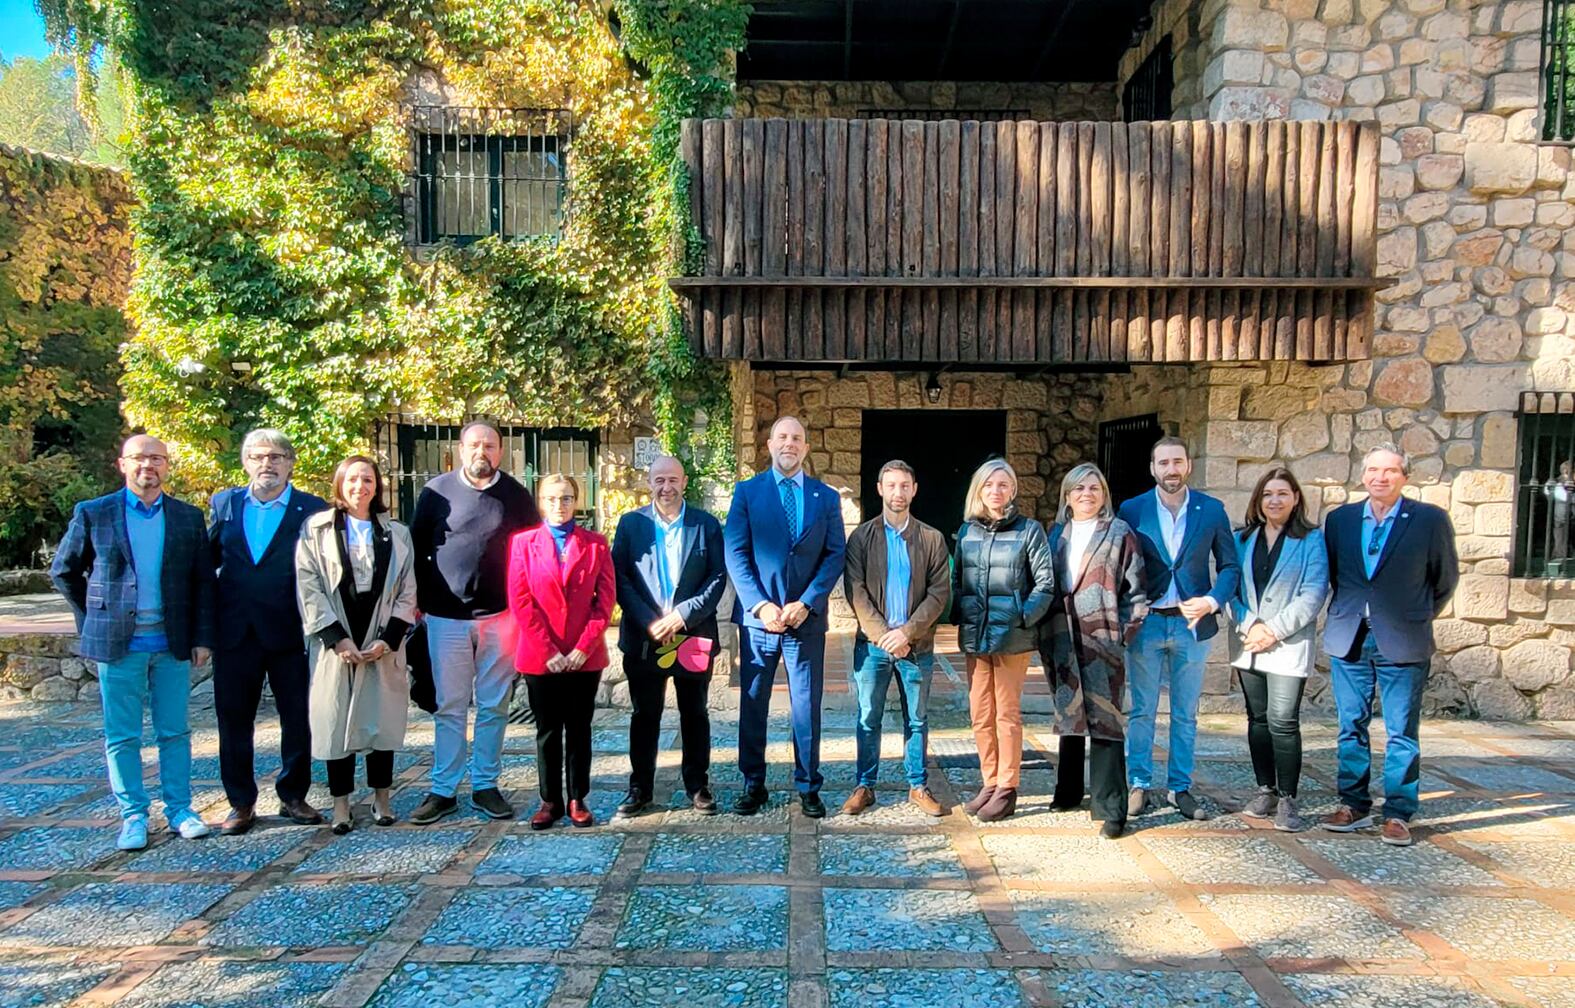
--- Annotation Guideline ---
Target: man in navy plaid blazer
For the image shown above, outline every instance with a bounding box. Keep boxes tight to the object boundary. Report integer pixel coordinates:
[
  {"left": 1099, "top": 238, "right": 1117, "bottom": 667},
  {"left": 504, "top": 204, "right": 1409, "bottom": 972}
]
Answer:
[{"left": 51, "top": 434, "right": 217, "bottom": 851}]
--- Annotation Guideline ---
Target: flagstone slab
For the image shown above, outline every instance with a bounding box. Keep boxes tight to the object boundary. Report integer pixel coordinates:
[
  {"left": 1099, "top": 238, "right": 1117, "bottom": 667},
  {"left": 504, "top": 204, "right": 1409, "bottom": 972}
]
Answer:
[
  {"left": 369, "top": 963, "right": 558, "bottom": 1008},
  {"left": 292, "top": 829, "right": 476, "bottom": 876},
  {"left": 817, "top": 833, "right": 966, "bottom": 879},
  {"left": 202, "top": 882, "right": 414, "bottom": 947},
  {"left": 616, "top": 884, "right": 789, "bottom": 951},
  {"left": 643, "top": 833, "right": 787, "bottom": 875},
  {"left": 118, "top": 959, "right": 352, "bottom": 1008},
  {"left": 477, "top": 833, "right": 624, "bottom": 877},
  {"left": 827, "top": 968, "right": 1024, "bottom": 1008},
  {"left": 421, "top": 886, "right": 597, "bottom": 949},
  {"left": 0, "top": 882, "right": 230, "bottom": 947},
  {"left": 823, "top": 888, "right": 996, "bottom": 953},
  {"left": 589, "top": 967, "right": 787, "bottom": 1008}
]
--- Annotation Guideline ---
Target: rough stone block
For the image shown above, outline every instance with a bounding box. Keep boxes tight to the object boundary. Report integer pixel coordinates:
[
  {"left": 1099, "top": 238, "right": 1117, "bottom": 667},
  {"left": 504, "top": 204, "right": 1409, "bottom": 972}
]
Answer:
[
  {"left": 1447, "top": 644, "right": 1500, "bottom": 684},
  {"left": 1454, "top": 573, "right": 1509, "bottom": 619},
  {"left": 1465, "top": 142, "right": 1538, "bottom": 193},
  {"left": 1535, "top": 686, "right": 1575, "bottom": 719},
  {"left": 2, "top": 655, "right": 60, "bottom": 690},
  {"left": 1507, "top": 578, "right": 1549, "bottom": 615},
  {"left": 1278, "top": 413, "right": 1330, "bottom": 458},
  {"left": 30, "top": 678, "right": 78, "bottom": 702},
  {"left": 1433, "top": 618, "right": 1488, "bottom": 653},
  {"left": 1371, "top": 359, "right": 1434, "bottom": 407},
  {"left": 1441, "top": 365, "right": 1529, "bottom": 413},
  {"left": 1469, "top": 678, "right": 1534, "bottom": 720},
  {"left": 1205, "top": 420, "right": 1278, "bottom": 461},
  {"left": 1474, "top": 502, "right": 1512, "bottom": 536},
  {"left": 1455, "top": 468, "right": 1513, "bottom": 504},
  {"left": 1502, "top": 640, "right": 1570, "bottom": 691}
]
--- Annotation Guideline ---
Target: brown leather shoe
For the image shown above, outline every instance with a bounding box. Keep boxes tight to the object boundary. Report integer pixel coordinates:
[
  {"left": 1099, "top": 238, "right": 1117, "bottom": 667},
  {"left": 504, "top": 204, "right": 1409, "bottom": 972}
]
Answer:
[
  {"left": 1320, "top": 806, "right": 1375, "bottom": 832},
  {"left": 220, "top": 805, "right": 256, "bottom": 836},
  {"left": 978, "top": 787, "right": 1018, "bottom": 822},
  {"left": 964, "top": 786, "right": 996, "bottom": 815},
  {"left": 1380, "top": 818, "right": 1414, "bottom": 846},
  {"left": 529, "top": 802, "right": 564, "bottom": 830},
  {"left": 278, "top": 798, "right": 324, "bottom": 825},
  {"left": 567, "top": 799, "right": 595, "bottom": 828},
  {"left": 840, "top": 786, "right": 876, "bottom": 816},
  {"left": 909, "top": 787, "right": 944, "bottom": 817}
]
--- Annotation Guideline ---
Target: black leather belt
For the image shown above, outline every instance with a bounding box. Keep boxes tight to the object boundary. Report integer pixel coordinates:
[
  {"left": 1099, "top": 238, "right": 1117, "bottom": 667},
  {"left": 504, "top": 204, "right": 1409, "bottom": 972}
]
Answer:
[{"left": 1151, "top": 606, "right": 1183, "bottom": 617}]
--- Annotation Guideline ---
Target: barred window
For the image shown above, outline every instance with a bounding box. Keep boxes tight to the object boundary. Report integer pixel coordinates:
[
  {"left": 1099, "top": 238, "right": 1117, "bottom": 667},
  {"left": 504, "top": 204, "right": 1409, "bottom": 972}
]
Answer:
[
  {"left": 1544, "top": 0, "right": 1575, "bottom": 141},
  {"left": 409, "top": 107, "right": 569, "bottom": 244},
  {"left": 1123, "top": 35, "right": 1173, "bottom": 122},
  {"left": 854, "top": 109, "right": 1030, "bottom": 122},
  {"left": 1514, "top": 392, "right": 1575, "bottom": 577}
]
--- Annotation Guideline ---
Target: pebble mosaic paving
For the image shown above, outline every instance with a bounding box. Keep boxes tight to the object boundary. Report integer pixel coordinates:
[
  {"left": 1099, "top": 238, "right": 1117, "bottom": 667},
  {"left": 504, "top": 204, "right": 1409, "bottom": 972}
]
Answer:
[{"left": 0, "top": 694, "right": 1570, "bottom": 1007}]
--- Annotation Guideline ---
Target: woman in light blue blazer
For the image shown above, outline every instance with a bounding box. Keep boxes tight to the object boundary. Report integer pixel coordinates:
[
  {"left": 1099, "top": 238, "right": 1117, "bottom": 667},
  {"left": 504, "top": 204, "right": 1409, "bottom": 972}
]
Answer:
[{"left": 1228, "top": 466, "right": 1329, "bottom": 832}]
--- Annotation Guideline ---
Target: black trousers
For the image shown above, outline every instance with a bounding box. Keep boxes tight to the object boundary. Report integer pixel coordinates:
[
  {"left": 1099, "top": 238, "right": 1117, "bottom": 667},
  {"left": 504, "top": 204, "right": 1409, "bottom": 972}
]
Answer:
[
  {"left": 1239, "top": 668, "right": 1306, "bottom": 798},
  {"left": 326, "top": 750, "right": 395, "bottom": 797},
  {"left": 525, "top": 672, "right": 601, "bottom": 806},
  {"left": 1054, "top": 734, "right": 1128, "bottom": 823},
  {"left": 214, "top": 634, "right": 313, "bottom": 807},
  {"left": 626, "top": 656, "right": 712, "bottom": 797}
]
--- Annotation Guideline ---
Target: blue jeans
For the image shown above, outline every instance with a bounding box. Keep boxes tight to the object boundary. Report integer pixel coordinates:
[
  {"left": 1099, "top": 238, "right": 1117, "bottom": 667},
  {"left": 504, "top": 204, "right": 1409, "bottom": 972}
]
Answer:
[
  {"left": 851, "top": 638, "right": 933, "bottom": 788},
  {"left": 1125, "top": 611, "right": 1210, "bottom": 792},
  {"left": 1329, "top": 632, "right": 1429, "bottom": 822},
  {"left": 427, "top": 613, "right": 516, "bottom": 797},
  {"left": 98, "top": 651, "right": 194, "bottom": 821},
  {"left": 738, "top": 626, "right": 825, "bottom": 794}
]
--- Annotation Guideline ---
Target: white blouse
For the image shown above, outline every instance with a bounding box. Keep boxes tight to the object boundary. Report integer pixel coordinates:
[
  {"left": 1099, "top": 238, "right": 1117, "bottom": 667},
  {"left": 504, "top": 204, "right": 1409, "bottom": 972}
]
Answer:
[
  {"left": 346, "top": 516, "right": 375, "bottom": 594},
  {"left": 1064, "top": 517, "right": 1100, "bottom": 586}
]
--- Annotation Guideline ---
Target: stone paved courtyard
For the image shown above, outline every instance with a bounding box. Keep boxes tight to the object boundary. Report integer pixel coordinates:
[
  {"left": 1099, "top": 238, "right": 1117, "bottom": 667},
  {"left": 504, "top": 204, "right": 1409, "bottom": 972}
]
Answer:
[{"left": 0, "top": 691, "right": 1571, "bottom": 1008}]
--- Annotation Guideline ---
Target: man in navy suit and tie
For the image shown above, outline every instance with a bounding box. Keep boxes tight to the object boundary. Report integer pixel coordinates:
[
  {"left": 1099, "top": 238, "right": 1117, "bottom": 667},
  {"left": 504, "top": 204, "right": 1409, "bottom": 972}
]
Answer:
[
  {"left": 1117, "top": 436, "right": 1241, "bottom": 822},
  {"left": 208, "top": 429, "right": 329, "bottom": 834},
  {"left": 1321, "top": 444, "right": 1458, "bottom": 847},
  {"left": 725, "top": 416, "right": 847, "bottom": 818},
  {"left": 611, "top": 456, "right": 728, "bottom": 818},
  {"left": 51, "top": 434, "right": 216, "bottom": 851}
]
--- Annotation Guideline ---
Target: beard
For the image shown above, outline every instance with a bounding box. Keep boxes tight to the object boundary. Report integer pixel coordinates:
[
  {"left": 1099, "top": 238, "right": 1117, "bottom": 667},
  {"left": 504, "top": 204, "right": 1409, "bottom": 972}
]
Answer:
[{"left": 464, "top": 457, "right": 496, "bottom": 480}]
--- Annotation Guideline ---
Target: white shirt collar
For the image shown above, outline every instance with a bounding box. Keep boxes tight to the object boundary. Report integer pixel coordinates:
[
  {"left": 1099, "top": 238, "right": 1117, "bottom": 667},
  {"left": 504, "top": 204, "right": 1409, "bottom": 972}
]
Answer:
[
  {"left": 247, "top": 483, "right": 292, "bottom": 509},
  {"left": 461, "top": 470, "right": 502, "bottom": 491},
  {"left": 654, "top": 503, "right": 685, "bottom": 528}
]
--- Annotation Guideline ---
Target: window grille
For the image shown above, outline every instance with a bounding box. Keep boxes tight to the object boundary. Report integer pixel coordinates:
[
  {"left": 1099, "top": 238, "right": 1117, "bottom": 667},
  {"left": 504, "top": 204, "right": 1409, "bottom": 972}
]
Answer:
[
  {"left": 1123, "top": 35, "right": 1173, "bottom": 122},
  {"left": 1514, "top": 391, "right": 1575, "bottom": 577},
  {"left": 373, "top": 415, "right": 600, "bottom": 527},
  {"left": 854, "top": 109, "right": 1030, "bottom": 122},
  {"left": 409, "top": 107, "right": 570, "bottom": 244},
  {"left": 1543, "top": 0, "right": 1575, "bottom": 141},
  {"left": 1098, "top": 413, "right": 1165, "bottom": 510}
]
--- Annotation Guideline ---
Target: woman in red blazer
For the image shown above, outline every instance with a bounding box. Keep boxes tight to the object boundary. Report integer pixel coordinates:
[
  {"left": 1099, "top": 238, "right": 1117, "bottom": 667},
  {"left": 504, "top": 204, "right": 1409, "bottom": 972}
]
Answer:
[{"left": 507, "top": 473, "right": 616, "bottom": 829}]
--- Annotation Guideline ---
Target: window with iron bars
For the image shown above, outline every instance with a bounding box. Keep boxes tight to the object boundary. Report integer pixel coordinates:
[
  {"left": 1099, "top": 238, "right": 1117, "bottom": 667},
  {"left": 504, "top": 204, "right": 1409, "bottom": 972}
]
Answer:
[
  {"left": 1514, "top": 392, "right": 1575, "bottom": 577},
  {"left": 1544, "top": 0, "right": 1575, "bottom": 141},
  {"left": 409, "top": 107, "right": 570, "bottom": 244},
  {"left": 374, "top": 415, "right": 600, "bottom": 527},
  {"left": 854, "top": 108, "right": 1030, "bottom": 122},
  {"left": 1123, "top": 35, "right": 1173, "bottom": 122}
]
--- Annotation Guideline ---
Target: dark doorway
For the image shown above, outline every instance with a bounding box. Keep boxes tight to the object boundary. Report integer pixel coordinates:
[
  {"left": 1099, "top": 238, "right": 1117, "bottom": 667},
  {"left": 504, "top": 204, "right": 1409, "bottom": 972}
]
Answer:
[
  {"left": 860, "top": 410, "right": 1008, "bottom": 536},
  {"left": 1098, "top": 413, "right": 1165, "bottom": 510}
]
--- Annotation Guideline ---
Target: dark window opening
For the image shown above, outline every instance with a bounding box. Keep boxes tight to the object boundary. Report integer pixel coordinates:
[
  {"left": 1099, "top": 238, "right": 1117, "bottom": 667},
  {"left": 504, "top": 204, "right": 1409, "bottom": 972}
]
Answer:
[
  {"left": 1098, "top": 413, "right": 1165, "bottom": 509},
  {"left": 854, "top": 108, "right": 1031, "bottom": 122},
  {"left": 1123, "top": 35, "right": 1173, "bottom": 122},
  {"left": 375, "top": 415, "right": 599, "bottom": 527},
  {"left": 409, "top": 107, "right": 569, "bottom": 245},
  {"left": 1543, "top": 0, "right": 1575, "bottom": 141},
  {"left": 1514, "top": 392, "right": 1575, "bottom": 576}
]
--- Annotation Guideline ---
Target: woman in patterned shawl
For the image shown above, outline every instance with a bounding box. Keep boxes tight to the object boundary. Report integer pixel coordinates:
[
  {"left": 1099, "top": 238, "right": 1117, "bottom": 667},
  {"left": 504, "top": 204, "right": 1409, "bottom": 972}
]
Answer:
[{"left": 1039, "top": 462, "right": 1148, "bottom": 839}]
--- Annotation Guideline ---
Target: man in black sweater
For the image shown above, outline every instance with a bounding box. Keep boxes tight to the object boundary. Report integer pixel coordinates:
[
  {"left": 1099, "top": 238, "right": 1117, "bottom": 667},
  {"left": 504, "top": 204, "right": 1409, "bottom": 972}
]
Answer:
[{"left": 407, "top": 420, "right": 538, "bottom": 824}]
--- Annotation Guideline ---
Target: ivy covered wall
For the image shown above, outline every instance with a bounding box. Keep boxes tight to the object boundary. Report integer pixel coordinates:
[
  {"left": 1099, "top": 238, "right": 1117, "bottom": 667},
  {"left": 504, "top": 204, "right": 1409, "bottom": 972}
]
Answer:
[
  {"left": 39, "top": 0, "right": 747, "bottom": 496},
  {"left": 0, "top": 144, "right": 130, "bottom": 567}
]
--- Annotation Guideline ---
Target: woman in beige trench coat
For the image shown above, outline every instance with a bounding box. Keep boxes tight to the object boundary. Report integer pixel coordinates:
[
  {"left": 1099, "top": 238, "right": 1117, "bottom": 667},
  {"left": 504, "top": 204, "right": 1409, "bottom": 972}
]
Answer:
[{"left": 296, "top": 456, "right": 417, "bottom": 834}]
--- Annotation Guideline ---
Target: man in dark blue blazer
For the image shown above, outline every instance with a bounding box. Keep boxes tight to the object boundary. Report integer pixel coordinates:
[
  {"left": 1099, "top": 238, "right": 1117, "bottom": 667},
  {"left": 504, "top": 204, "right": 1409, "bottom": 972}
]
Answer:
[
  {"left": 1321, "top": 444, "right": 1458, "bottom": 847},
  {"left": 611, "top": 456, "right": 728, "bottom": 818},
  {"left": 724, "top": 416, "right": 847, "bottom": 818},
  {"left": 208, "top": 429, "right": 329, "bottom": 834},
  {"left": 1117, "top": 436, "right": 1241, "bottom": 822},
  {"left": 51, "top": 434, "right": 217, "bottom": 851}
]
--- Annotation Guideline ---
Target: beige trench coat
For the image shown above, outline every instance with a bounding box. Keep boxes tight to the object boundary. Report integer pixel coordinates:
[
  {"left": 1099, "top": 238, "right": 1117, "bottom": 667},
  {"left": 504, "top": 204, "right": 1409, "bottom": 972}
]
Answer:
[{"left": 295, "top": 510, "right": 417, "bottom": 761}]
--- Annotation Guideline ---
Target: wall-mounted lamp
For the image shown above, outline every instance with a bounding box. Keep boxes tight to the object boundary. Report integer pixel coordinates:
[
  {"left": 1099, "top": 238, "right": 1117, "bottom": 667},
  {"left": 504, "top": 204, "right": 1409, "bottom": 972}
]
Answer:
[{"left": 924, "top": 371, "right": 943, "bottom": 404}]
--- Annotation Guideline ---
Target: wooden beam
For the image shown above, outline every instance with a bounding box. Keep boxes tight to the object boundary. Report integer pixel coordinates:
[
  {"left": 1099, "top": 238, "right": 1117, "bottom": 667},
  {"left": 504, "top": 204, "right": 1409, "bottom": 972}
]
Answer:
[{"left": 670, "top": 276, "right": 1393, "bottom": 291}]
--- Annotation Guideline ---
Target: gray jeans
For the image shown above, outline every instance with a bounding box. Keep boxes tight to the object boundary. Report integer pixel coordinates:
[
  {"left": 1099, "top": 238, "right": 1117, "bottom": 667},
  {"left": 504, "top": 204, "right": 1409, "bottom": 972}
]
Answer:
[{"left": 426, "top": 612, "right": 516, "bottom": 797}]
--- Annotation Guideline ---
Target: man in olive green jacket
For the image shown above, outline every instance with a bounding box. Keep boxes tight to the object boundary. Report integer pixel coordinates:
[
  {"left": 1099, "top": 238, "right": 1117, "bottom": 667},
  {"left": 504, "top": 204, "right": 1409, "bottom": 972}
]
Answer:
[{"left": 840, "top": 460, "right": 952, "bottom": 817}]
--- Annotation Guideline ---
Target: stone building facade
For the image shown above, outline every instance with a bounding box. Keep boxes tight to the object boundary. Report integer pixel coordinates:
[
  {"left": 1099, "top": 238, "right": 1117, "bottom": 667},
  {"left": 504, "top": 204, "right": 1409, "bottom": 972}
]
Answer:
[{"left": 726, "top": 0, "right": 1575, "bottom": 719}]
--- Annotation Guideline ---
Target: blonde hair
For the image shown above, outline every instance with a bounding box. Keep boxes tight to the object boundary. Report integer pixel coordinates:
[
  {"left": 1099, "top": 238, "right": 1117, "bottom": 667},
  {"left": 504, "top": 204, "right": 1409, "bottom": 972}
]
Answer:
[
  {"left": 963, "top": 459, "right": 1018, "bottom": 523},
  {"left": 538, "top": 472, "right": 580, "bottom": 499},
  {"left": 1058, "top": 462, "right": 1114, "bottom": 523}
]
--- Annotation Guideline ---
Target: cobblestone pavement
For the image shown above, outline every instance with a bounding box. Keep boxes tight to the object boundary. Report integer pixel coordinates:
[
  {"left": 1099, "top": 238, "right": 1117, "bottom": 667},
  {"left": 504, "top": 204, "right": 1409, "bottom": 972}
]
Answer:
[{"left": 0, "top": 695, "right": 1571, "bottom": 1008}]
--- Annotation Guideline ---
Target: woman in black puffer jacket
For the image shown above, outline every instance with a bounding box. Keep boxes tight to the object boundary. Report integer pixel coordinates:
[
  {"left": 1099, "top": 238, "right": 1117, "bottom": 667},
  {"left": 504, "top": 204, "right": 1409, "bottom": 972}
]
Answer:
[{"left": 952, "top": 459, "right": 1056, "bottom": 821}]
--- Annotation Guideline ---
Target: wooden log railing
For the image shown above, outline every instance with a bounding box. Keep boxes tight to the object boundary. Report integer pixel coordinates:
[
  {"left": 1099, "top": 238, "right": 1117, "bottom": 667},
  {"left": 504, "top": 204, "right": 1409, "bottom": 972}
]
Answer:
[{"left": 670, "top": 117, "right": 1383, "bottom": 365}]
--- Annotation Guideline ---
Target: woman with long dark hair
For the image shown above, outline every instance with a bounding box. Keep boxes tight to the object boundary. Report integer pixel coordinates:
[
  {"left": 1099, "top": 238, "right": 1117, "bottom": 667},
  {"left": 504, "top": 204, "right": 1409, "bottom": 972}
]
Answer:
[{"left": 1229, "top": 465, "right": 1329, "bottom": 832}]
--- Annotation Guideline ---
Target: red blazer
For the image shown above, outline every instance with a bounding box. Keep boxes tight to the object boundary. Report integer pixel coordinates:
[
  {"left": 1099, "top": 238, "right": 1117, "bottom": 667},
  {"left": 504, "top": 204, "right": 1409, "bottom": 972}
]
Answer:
[{"left": 507, "top": 523, "right": 615, "bottom": 675}]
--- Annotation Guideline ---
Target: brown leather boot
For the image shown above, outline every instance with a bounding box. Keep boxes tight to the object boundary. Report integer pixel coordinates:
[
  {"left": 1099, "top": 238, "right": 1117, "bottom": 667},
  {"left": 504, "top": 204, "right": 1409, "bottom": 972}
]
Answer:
[
  {"left": 840, "top": 786, "right": 876, "bottom": 816},
  {"left": 220, "top": 805, "right": 256, "bottom": 836},
  {"left": 978, "top": 787, "right": 1018, "bottom": 822},
  {"left": 963, "top": 786, "right": 996, "bottom": 815}
]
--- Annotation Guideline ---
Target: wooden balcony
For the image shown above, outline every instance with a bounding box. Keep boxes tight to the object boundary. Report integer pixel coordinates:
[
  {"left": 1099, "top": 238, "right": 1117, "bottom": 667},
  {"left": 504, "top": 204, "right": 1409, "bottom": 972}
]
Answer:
[{"left": 670, "top": 117, "right": 1384, "bottom": 366}]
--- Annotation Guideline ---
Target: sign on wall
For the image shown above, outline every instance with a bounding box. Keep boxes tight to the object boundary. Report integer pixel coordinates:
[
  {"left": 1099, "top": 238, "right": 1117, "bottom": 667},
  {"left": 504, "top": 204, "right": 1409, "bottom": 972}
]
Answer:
[{"left": 633, "top": 436, "right": 660, "bottom": 470}]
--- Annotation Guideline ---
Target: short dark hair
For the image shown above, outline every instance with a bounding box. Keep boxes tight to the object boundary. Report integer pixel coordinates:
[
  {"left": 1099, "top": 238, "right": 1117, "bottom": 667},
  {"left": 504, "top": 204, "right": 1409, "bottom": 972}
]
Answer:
[
  {"left": 331, "top": 455, "right": 389, "bottom": 514},
  {"left": 459, "top": 418, "right": 502, "bottom": 443},
  {"left": 877, "top": 459, "right": 916, "bottom": 482},
  {"left": 1242, "top": 465, "right": 1314, "bottom": 538},
  {"left": 1150, "top": 435, "right": 1188, "bottom": 462}
]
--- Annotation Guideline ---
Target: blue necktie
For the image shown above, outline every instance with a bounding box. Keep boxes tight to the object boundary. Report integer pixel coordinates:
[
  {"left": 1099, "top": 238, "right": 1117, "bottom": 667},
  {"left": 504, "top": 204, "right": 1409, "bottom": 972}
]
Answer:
[{"left": 780, "top": 477, "right": 798, "bottom": 539}]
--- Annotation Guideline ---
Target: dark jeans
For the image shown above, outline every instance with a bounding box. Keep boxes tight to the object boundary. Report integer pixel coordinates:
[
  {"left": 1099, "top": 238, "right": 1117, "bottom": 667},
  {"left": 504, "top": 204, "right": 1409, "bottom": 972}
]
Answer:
[
  {"left": 214, "top": 636, "right": 312, "bottom": 807},
  {"left": 1238, "top": 668, "right": 1307, "bottom": 798},
  {"left": 627, "top": 655, "right": 712, "bottom": 796},
  {"left": 526, "top": 672, "right": 601, "bottom": 806},
  {"left": 325, "top": 749, "right": 394, "bottom": 797},
  {"left": 1330, "top": 630, "right": 1428, "bottom": 822},
  {"left": 738, "top": 627, "right": 825, "bottom": 795},
  {"left": 1053, "top": 734, "right": 1128, "bottom": 824}
]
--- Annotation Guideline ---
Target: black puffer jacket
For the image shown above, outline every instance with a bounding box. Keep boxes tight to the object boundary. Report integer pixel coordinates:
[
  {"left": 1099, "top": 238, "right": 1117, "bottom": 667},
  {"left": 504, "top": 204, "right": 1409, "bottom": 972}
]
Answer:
[{"left": 952, "top": 510, "right": 1057, "bottom": 655}]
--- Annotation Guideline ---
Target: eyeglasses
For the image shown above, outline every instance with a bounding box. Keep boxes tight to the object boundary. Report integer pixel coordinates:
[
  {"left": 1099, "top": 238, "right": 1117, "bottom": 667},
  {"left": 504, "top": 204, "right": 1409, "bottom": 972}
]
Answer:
[
  {"left": 246, "top": 452, "right": 291, "bottom": 464},
  {"left": 542, "top": 495, "right": 577, "bottom": 504},
  {"left": 123, "top": 453, "right": 168, "bottom": 465}
]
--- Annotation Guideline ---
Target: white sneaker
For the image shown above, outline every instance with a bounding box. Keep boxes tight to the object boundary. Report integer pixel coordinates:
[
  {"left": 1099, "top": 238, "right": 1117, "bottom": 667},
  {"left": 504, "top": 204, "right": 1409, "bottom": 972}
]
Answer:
[
  {"left": 167, "top": 809, "right": 211, "bottom": 839},
  {"left": 117, "top": 815, "right": 149, "bottom": 851}
]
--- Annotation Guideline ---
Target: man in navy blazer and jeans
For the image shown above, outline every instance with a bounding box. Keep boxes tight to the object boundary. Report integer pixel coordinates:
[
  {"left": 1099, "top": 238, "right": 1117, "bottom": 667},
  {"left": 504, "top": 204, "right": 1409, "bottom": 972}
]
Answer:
[
  {"left": 1321, "top": 444, "right": 1458, "bottom": 847},
  {"left": 51, "top": 434, "right": 217, "bottom": 851},
  {"left": 1117, "top": 436, "right": 1241, "bottom": 822},
  {"left": 725, "top": 416, "right": 847, "bottom": 818},
  {"left": 208, "top": 429, "right": 328, "bottom": 834},
  {"left": 611, "top": 456, "right": 728, "bottom": 818}
]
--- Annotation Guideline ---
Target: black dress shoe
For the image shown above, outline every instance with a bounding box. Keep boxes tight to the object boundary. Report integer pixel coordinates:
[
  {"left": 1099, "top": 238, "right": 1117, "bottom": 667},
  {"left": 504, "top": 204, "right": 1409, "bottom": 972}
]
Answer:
[
  {"left": 331, "top": 818, "right": 353, "bottom": 836},
  {"left": 690, "top": 787, "right": 718, "bottom": 815},
  {"left": 220, "top": 806, "right": 256, "bottom": 836},
  {"left": 471, "top": 787, "right": 514, "bottom": 820},
  {"left": 799, "top": 792, "right": 826, "bottom": 819},
  {"left": 408, "top": 793, "right": 458, "bottom": 825},
  {"left": 278, "top": 798, "right": 325, "bottom": 825},
  {"left": 615, "top": 789, "right": 650, "bottom": 817},
  {"left": 731, "top": 787, "right": 770, "bottom": 816},
  {"left": 1100, "top": 819, "right": 1126, "bottom": 839}
]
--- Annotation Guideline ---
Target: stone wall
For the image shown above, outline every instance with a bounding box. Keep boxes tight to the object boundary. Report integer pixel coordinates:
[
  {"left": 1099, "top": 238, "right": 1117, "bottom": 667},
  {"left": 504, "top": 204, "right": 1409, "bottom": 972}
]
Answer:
[
  {"left": 735, "top": 80, "right": 1118, "bottom": 121},
  {"left": 1091, "top": 0, "right": 1575, "bottom": 720}
]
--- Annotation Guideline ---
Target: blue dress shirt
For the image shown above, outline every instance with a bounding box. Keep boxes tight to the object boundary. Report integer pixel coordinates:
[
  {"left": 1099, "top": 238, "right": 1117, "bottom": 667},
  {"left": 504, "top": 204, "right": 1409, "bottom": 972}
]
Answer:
[
  {"left": 1361, "top": 499, "right": 1399, "bottom": 579},
  {"left": 883, "top": 518, "right": 911, "bottom": 628},
  {"left": 123, "top": 488, "right": 167, "bottom": 652},
  {"left": 653, "top": 504, "right": 685, "bottom": 609},
  {"left": 242, "top": 484, "right": 293, "bottom": 563},
  {"left": 774, "top": 467, "right": 805, "bottom": 540}
]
